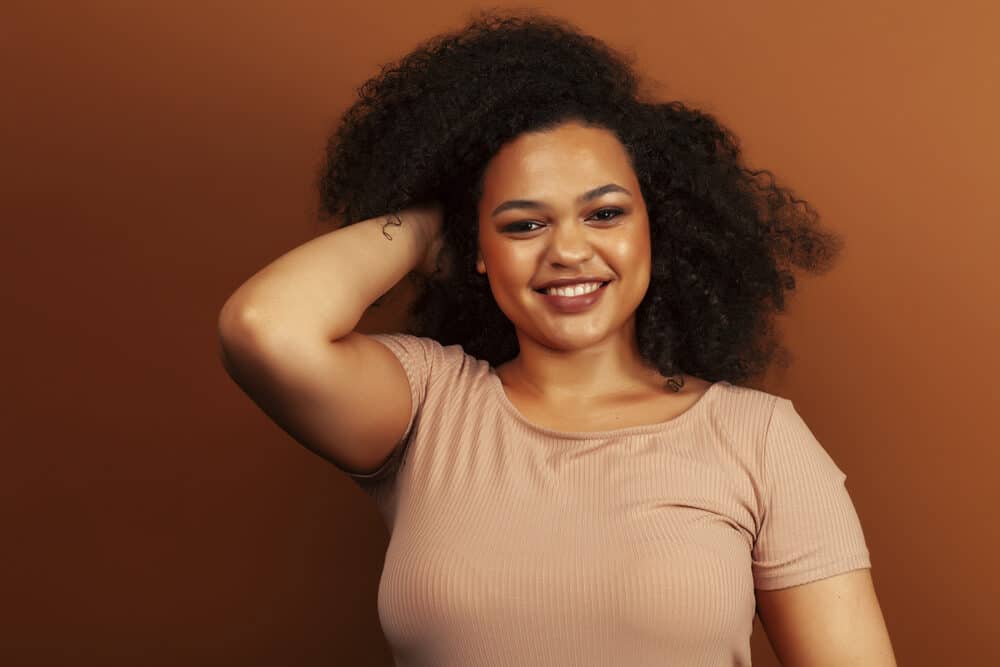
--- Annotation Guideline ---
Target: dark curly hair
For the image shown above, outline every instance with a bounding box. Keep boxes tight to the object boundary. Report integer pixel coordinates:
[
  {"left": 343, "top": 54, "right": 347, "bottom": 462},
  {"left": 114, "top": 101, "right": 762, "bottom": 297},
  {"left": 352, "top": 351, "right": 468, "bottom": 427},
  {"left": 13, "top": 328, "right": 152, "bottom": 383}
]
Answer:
[{"left": 318, "top": 9, "right": 843, "bottom": 389}]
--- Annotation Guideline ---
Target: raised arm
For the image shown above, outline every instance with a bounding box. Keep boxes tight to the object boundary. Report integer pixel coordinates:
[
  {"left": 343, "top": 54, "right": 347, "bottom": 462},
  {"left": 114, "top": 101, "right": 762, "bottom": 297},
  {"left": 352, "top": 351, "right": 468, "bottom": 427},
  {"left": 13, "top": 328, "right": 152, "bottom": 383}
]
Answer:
[{"left": 216, "top": 204, "right": 443, "bottom": 474}]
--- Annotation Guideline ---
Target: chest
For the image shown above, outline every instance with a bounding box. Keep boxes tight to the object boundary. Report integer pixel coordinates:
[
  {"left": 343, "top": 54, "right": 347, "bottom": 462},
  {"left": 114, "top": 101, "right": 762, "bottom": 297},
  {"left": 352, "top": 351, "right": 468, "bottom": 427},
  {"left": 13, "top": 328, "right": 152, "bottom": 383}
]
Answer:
[{"left": 380, "top": 470, "right": 757, "bottom": 663}]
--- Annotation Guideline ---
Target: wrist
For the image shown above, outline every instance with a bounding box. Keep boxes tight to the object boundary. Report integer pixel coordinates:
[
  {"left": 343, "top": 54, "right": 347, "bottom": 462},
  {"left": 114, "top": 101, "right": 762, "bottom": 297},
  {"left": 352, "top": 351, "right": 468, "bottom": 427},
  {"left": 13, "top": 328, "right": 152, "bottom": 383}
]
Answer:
[{"left": 400, "top": 204, "right": 443, "bottom": 276}]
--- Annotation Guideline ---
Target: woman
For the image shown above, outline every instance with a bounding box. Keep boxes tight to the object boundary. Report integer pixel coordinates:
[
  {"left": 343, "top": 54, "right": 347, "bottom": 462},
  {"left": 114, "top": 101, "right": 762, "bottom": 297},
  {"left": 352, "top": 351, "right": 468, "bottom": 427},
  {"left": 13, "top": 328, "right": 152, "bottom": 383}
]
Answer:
[{"left": 219, "top": 10, "right": 897, "bottom": 666}]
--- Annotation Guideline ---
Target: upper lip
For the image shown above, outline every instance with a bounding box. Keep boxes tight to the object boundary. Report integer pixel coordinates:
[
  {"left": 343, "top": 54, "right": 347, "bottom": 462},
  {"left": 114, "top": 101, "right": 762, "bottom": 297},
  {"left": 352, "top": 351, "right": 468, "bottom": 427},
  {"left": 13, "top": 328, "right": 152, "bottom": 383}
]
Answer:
[{"left": 534, "top": 276, "right": 612, "bottom": 290}]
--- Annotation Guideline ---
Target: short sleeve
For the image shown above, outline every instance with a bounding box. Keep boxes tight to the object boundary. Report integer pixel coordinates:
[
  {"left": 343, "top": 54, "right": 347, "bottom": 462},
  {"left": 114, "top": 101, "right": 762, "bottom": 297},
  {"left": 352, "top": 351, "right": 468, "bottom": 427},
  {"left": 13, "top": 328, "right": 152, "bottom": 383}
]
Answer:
[
  {"left": 751, "top": 397, "right": 872, "bottom": 590},
  {"left": 340, "top": 332, "right": 435, "bottom": 492}
]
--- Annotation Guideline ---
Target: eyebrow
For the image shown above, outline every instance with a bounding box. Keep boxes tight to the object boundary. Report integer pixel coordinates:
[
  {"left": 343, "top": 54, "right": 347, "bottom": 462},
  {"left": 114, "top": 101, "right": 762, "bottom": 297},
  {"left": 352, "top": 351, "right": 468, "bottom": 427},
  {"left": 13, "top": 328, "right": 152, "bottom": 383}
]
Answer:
[{"left": 490, "top": 183, "right": 632, "bottom": 218}]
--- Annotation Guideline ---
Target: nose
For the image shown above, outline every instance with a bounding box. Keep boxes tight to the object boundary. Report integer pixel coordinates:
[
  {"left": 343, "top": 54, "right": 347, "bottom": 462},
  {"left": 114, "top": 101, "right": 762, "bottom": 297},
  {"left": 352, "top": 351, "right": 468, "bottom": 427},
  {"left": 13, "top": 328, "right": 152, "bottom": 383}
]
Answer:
[{"left": 544, "top": 219, "right": 594, "bottom": 267}]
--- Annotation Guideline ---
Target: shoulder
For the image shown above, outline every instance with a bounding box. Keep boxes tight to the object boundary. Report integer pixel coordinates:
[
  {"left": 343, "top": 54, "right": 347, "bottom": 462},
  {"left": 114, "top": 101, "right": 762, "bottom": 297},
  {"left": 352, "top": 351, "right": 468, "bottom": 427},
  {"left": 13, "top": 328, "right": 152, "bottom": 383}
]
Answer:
[
  {"left": 705, "top": 379, "right": 782, "bottom": 430},
  {"left": 367, "top": 332, "right": 488, "bottom": 388},
  {"left": 694, "top": 380, "right": 794, "bottom": 476}
]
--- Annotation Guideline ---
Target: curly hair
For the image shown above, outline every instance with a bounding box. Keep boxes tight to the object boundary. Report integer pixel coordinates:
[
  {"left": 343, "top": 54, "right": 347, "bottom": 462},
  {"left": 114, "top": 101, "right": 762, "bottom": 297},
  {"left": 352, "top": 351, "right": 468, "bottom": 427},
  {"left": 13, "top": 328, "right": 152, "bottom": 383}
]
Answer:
[{"left": 318, "top": 9, "right": 843, "bottom": 388}]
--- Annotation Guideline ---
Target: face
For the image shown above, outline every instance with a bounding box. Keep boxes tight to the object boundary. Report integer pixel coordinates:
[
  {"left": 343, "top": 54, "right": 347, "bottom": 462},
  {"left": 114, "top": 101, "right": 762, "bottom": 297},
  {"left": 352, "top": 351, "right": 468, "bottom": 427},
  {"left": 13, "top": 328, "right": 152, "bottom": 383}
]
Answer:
[{"left": 476, "top": 120, "right": 651, "bottom": 353}]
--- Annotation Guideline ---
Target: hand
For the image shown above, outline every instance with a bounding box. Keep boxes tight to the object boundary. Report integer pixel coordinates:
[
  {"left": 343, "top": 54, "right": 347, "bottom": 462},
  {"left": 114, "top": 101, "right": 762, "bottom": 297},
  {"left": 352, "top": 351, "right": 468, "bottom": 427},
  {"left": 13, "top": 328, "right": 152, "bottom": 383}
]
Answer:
[{"left": 405, "top": 202, "right": 446, "bottom": 278}]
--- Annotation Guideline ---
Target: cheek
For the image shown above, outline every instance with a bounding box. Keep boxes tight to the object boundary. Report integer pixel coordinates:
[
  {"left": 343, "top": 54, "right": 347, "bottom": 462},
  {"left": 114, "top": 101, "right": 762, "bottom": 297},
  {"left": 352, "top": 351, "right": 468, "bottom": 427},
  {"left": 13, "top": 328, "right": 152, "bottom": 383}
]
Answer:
[
  {"left": 490, "top": 244, "right": 536, "bottom": 278},
  {"left": 609, "top": 234, "right": 649, "bottom": 266}
]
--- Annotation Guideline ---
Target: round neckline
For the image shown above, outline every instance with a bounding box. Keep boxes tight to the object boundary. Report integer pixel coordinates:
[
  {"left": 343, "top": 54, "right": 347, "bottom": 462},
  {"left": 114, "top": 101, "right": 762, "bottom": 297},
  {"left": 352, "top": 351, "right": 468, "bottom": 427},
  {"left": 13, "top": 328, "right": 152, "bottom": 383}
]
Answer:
[{"left": 487, "top": 369, "right": 726, "bottom": 440}]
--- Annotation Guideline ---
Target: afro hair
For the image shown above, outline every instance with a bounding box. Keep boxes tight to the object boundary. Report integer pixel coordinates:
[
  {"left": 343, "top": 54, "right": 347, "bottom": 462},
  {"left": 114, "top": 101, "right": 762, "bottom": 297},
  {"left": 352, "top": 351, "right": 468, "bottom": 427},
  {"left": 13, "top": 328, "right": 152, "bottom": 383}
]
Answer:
[{"left": 319, "top": 9, "right": 843, "bottom": 388}]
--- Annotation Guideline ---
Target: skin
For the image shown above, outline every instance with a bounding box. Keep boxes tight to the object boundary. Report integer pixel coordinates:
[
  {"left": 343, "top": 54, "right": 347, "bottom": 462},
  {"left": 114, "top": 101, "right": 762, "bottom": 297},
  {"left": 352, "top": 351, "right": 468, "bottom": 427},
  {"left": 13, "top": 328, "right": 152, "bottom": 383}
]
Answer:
[
  {"left": 756, "top": 569, "right": 897, "bottom": 666},
  {"left": 475, "top": 120, "right": 710, "bottom": 418}
]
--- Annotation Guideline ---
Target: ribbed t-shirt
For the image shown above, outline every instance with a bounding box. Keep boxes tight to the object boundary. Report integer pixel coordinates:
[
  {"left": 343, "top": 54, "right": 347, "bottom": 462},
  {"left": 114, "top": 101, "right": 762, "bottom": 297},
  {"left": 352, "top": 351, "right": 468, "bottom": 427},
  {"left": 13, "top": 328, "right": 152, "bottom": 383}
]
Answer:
[{"left": 341, "top": 333, "right": 872, "bottom": 667}]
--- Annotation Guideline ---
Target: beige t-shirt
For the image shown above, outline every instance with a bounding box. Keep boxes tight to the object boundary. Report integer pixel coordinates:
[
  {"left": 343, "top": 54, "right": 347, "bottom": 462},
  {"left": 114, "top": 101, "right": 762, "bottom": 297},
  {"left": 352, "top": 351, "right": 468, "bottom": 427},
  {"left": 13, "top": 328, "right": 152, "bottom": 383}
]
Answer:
[{"left": 343, "top": 333, "right": 872, "bottom": 667}]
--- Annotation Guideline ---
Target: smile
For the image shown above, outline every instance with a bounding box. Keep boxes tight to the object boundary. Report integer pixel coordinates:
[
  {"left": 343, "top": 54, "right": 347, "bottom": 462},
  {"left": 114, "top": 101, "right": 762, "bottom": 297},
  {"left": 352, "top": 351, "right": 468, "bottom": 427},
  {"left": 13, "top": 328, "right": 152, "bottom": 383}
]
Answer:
[{"left": 533, "top": 280, "right": 611, "bottom": 313}]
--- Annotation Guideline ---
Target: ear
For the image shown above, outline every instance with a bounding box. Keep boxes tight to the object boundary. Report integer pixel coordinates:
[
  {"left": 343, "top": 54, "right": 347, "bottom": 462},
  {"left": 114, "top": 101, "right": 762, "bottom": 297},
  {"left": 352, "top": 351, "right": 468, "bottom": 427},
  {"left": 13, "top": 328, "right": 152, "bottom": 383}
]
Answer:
[{"left": 476, "top": 249, "right": 486, "bottom": 274}]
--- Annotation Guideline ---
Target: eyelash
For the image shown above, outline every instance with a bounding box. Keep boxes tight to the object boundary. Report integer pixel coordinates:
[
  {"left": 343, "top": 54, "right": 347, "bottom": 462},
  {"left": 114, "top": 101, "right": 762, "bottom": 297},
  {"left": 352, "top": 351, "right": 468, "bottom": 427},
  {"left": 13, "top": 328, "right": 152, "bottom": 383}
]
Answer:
[{"left": 503, "top": 208, "right": 624, "bottom": 234}]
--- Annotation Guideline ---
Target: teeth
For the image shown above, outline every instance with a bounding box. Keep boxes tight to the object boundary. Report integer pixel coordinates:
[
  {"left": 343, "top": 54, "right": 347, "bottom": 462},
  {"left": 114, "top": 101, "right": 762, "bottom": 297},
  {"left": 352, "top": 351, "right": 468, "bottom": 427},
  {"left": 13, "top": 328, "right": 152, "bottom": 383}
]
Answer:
[{"left": 544, "top": 281, "right": 602, "bottom": 297}]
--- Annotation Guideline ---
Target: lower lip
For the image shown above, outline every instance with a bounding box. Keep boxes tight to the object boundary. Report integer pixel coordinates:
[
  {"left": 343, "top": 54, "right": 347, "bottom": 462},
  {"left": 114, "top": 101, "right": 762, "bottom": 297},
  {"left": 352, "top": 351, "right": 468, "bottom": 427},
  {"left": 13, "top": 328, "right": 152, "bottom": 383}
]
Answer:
[{"left": 535, "top": 282, "right": 610, "bottom": 313}]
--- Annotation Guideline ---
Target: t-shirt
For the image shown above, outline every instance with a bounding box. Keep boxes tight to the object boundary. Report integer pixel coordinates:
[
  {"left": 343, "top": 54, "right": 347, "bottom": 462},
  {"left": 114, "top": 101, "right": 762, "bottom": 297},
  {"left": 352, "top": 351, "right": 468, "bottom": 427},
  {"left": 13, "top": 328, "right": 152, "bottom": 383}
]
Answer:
[{"left": 342, "top": 333, "right": 872, "bottom": 667}]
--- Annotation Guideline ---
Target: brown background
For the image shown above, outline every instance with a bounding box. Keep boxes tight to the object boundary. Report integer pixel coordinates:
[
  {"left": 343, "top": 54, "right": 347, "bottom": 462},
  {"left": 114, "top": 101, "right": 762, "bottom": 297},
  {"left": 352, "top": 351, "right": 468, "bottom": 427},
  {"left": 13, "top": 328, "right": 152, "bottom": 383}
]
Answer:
[{"left": 4, "top": 1, "right": 997, "bottom": 665}]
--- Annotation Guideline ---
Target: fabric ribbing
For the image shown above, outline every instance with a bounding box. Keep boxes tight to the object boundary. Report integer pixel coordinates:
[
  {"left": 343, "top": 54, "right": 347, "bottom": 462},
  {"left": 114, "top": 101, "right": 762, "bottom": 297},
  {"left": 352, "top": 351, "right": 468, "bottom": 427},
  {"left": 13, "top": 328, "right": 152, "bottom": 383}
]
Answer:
[{"left": 341, "top": 333, "right": 872, "bottom": 667}]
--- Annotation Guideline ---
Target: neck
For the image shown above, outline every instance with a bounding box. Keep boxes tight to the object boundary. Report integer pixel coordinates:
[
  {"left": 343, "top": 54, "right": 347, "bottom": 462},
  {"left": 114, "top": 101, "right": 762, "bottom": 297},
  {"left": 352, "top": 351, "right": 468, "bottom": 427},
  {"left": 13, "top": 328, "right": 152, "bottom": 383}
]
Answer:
[{"left": 501, "top": 326, "right": 677, "bottom": 403}]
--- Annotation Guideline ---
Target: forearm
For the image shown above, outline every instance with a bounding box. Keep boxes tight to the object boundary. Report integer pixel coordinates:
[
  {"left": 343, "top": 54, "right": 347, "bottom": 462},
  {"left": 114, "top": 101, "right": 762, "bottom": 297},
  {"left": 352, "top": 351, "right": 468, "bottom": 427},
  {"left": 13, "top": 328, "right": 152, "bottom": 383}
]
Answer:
[{"left": 219, "top": 209, "right": 434, "bottom": 343}]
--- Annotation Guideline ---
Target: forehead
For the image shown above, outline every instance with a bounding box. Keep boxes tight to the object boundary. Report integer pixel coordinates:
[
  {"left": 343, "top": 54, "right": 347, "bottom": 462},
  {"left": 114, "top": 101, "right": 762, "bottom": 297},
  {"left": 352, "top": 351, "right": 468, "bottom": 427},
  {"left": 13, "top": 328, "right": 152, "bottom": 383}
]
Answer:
[{"left": 479, "top": 122, "right": 637, "bottom": 201}]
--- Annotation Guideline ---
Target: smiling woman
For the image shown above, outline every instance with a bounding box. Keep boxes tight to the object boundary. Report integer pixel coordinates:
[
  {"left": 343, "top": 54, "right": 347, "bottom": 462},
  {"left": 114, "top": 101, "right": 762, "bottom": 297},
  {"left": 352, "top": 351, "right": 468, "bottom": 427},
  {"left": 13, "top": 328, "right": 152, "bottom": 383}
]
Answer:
[
  {"left": 473, "top": 122, "right": 657, "bottom": 376},
  {"left": 221, "top": 7, "right": 896, "bottom": 666},
  {"left": 319, "top": 15, "right": 847, "bottom": 391}
]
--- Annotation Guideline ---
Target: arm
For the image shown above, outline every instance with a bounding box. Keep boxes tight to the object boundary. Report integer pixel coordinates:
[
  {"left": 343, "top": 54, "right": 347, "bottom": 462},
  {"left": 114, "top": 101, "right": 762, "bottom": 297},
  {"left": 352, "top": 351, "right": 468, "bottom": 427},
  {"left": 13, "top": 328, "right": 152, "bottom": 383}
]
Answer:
[
  {"left": 219, "top": 203, "right": 442, "bottom": 344},
  {"left": 756, "top": 569, "right": 897, "bottom": 666},
  {"left": 216, "top": 204, "right": 444, "bottom": 475}
]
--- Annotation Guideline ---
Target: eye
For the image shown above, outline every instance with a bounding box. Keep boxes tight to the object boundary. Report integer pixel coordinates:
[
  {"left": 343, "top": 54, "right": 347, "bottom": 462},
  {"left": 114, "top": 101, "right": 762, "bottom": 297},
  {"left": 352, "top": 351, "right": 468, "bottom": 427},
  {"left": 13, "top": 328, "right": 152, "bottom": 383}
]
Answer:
[
  {"left": 502, "top": 208, "right": 623, "bottom": 234},
  {"left": 589, "top": 207, "right": 624, "bottom": 222},
  {"left": 503, "top": 221, "right": 544, "bottom": 233}
]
